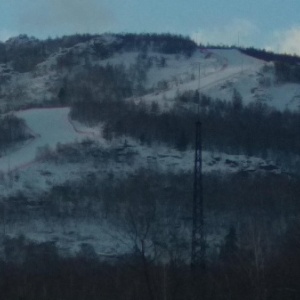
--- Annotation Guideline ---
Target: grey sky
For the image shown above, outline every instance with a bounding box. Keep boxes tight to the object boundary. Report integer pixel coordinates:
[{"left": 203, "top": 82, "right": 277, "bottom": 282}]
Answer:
[{"left": 1, "top": 0, "right": 300, "bottom": 54}]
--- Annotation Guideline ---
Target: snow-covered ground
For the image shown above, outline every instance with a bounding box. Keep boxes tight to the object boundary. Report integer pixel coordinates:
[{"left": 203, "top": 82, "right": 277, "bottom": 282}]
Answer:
[
  {"left": 133, "top": 48, "right": 262, "bottom": 108},
  {"left": 0, "top": 54, "right": 284, "bottom": 192},
  {"left": 0, "top": 41, "right": 293, "bottom": 256},
  {"left": 0, "top": 104, "right": 280, "bottom": 223},
  {"left": 0, "top": 107, "right": 101, "bottom": 173},
  {"left": 1, "top": 41, "right": 300, "bottom": 112},
  {"left": 129, "top": 48, "right": 300, "bottom": 112}
]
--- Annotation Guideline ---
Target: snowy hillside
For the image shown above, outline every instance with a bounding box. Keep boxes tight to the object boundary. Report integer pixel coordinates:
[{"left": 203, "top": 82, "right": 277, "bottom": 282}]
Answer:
[
  {"left": 0, "top": 34, "right": 299, "bottom": 258},
  {"left": 1, "top": 34, "right": 300, "bottom": 112},
  {"left": 134, "top": 48, "right": 300, "bottom": 112},
  {"left": 0, "top": 105, "right": 280, "bottom": 194}
]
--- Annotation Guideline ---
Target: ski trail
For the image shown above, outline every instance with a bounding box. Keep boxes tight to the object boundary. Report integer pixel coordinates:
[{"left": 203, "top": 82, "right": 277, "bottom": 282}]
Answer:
[{"left": 0, "top": 107, "right": 98, "bottom": 174}]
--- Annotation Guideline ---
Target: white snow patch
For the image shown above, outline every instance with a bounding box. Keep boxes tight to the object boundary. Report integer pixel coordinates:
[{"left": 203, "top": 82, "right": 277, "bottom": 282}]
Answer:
[{"left": 0, "top": 107, "right": 102, "bottom": 173}]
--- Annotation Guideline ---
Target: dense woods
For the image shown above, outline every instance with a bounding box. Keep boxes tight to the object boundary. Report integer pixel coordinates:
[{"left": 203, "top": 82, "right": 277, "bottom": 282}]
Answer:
[
  {"left": 274, "top": 61, "right": 300, "bottom": 83},
  {"left": 0, "top": 114, "right": 31, "bottom": 151},
  {"left": 0, "top": 33, "right": 197, "bottom": 73},
  {"left": 1, "top": 168, "right": 300, "bottom": 300},
  {"left": 1, "top": 234, "right": 299, "bottom": 300},
  {"left": 70, "top": 93, "right": 300, "bottom": 168},
  {"left": 241, "top": 47, "right": 300, "bottom": 64}
]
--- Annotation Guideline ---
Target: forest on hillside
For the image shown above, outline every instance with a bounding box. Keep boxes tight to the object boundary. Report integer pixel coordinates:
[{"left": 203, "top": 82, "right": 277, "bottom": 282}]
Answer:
[
  {"left": 1, "top": 167, "right": 300, "bottom": 300},
  {"left": 70, "top": 91, "right": 300, "bottom": 173},
  {"left": 0, "top": 33, "right": 300, "bottom": 300},
  {"left": 0, "top": 33, "right": 196, "bottom": 73}
]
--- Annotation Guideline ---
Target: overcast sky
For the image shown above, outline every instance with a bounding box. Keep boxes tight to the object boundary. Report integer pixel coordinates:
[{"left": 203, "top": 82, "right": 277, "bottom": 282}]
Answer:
[{"left": 1, "top": 0, "right": 300, "bottom": 55}]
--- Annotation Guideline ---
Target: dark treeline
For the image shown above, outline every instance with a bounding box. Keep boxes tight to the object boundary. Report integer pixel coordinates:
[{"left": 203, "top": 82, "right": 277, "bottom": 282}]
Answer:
[
  {"left": 0, "top": 33, "right": 197, "bottom": 73},
  {"left": 50, "top": 32, "right": 197, "bottom": 57},
  {"left": 4, "top": 165, "right": 299, "bottom": 285},
  {"left": 1, "top": 168, "right": 300, "bottom": 299},
  {"left": 0, "top": 34, "right": 102, "bottom": 72},
  {"left": 4, "top": 168, "right": 192, "bottom": 225},
  {"left": 0, "top": 35, "right": 46, "bottom": 73},
  {"left": 241, "top": 47, "right": 300, "bottom": 64},
  {"left": 58, "top": 49, "right": 170, "bottom": 102},
  {"left": 57, "top": 64, "right": 134, "bottom": 105},
  {"left": 1, "top": 212, "right": 300, "bottom": 300},
  {"left": 114, "top": 33, "right": 197, "bottom": 56},
  {"left": 0, "top": 114, "right": 31, "bottom": 151},
  {"left": 5, "top": 165, "right": 299, "bottom": 226},
  {"left": 241, "top": 47, "right": 300, "bottom": 83},
  {"left": 70, "top": 92, "right": 300, "bottom": 159},
  {"left": 274, "top": 61, "right": 300, "bottom": 83}
]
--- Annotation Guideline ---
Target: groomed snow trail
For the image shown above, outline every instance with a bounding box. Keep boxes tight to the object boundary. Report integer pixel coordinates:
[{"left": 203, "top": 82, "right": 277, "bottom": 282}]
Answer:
[
  {"left": 0, "top": 50, "right": 266, "bottom": 173},
  {"left": 141, "top": 48, "right": 265, "bottom": 107},
  {"left": 0, "top": 107, "right": 94, "bottom": 173}
]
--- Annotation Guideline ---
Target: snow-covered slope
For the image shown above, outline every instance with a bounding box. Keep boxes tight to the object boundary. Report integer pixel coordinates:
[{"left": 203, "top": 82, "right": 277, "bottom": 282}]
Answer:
[
  {"left": 0, "top": 107, "right": 98, "bottom": 173},
  {"left": 0, "top": 36, "right": 297, "bottom": 257},
  {"left": 135, "top": 48, "right": 300, "bottom": 112},
  {"left": 1, "top": 37, "right": 299, "bottom": 112},
  {"left": 0, "top": 99, "right": 282, "bottom": 205},
  {"left": 0, "top": 43, "right": 288, "bottom": 198},
  {"left": 0, "top": 104, "right": 281, "bottom": 257}
]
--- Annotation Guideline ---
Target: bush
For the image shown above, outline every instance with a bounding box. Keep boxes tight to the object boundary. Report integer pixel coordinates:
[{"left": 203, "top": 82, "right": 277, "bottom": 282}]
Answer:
[{"left": 0, "top": 114, "right": 32, "bottom": 151}]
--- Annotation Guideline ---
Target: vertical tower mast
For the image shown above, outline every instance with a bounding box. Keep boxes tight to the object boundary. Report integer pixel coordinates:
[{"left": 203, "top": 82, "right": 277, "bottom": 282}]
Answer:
[
  {"left": 191, "top": 120, "right": 205, "bottom": 271},
  {"left": 191, "top": 63, "right": 205, "bottom": 273}
]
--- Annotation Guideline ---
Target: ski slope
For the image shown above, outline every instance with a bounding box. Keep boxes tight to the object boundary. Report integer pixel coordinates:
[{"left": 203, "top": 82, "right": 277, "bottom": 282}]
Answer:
[
  {"left": 0, "top": 62, "right": 282, "bottom": 257},
  {"left": 0, "top": 49, "right": 277, "bottom": 174},
  {"left": 0, "top": 107, "right": 98, "bottom": 173},
  {"left": 141, "top": 48, "right": 266, "bottom": 108},
  {"left": 138, "top": 48, "right": 300, "bottom": 111}
]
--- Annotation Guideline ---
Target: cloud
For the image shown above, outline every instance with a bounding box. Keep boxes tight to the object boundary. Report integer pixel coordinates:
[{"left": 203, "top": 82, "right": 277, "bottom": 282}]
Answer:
[
  {"left": 266, "top": 27, "right": 300, "bottom": 55},
  {"left": 17, "top": 0, "right": 114, "bottom": 37},
  {"left": 191, "top": 19, "right": 258, "bottom": 47}
]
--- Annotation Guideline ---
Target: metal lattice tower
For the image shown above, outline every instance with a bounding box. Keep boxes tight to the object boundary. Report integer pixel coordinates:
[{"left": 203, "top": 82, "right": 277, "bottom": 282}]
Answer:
[
  {"left": 191, "top": 64, "right": 206, "bottom": 274},
  {"left": 191, "top": 120, "right": 205, "bottom": 273}
]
